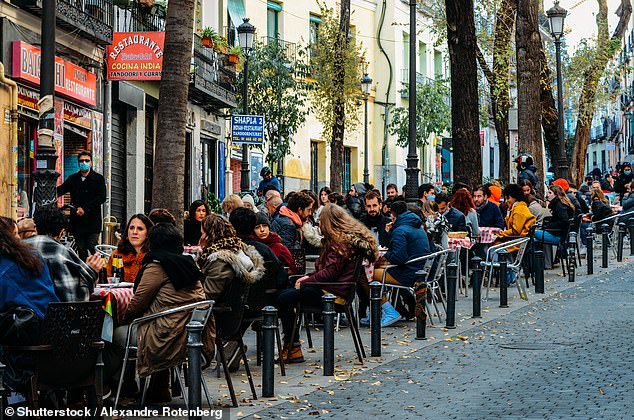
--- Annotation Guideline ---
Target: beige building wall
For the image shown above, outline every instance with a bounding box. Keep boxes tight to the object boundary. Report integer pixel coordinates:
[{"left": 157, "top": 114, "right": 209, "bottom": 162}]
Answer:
[{"left": 0, "top": 84, "right": 13, "bottom": 217}]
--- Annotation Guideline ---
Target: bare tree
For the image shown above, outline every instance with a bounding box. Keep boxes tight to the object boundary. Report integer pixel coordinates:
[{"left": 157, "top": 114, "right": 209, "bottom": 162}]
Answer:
[{"left": 151, "top": 0, "right": 196, "bottom": 226}]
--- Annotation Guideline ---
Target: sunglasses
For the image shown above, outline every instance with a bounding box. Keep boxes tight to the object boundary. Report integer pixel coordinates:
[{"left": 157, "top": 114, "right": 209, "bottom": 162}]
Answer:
[{"left": 79, "top": 159, "right": 91, "bottom": 163}]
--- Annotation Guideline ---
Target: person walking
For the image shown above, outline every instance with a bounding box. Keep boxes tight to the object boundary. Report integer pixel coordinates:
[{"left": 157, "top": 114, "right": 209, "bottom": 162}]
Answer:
[{"left": 57, "top": 150, "right": 106, "bottom": 260}]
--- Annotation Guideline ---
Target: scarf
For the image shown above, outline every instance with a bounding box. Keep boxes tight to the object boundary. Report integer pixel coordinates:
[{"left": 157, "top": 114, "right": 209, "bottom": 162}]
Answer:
[
  {"left": 279, "top": 205, "right": 303, "bottom": 227},
  {"left": 476, "top": 201, "right": 488, "bottom": 213},
  {"left": 135, "top": 249, "right": 202, "bottom": 291},
  {"left": 198, "top": 236, "right": 244, "bottom": 268}
]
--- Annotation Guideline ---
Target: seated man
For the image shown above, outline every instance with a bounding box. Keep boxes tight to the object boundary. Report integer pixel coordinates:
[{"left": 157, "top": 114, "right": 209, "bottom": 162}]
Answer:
[
  {"left": 474, "top": 185, "right": 505, "bottom": 229},
  {"left": 26, "top": 204, "right": 103, "bottom": 302},
  {"left": 435, "top": 193, "right": 467, "bottom": 232},
  {"left": 360, "top": 190, "right": 390, "bottom": 247},
  {"left": 367, "top": 201, "right": 431, "bottom": 327}
]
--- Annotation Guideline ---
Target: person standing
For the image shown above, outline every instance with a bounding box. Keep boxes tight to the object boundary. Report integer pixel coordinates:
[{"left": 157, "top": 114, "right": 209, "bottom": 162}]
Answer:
[
  {"left": 515, "top": 154, "right": 539, "bottom": 190},
  {"left": 57, "top": 150, "right": 106, "bottom": 260},
  {"left": 257, "top": 167, "right": 281, "bottom": 196}
]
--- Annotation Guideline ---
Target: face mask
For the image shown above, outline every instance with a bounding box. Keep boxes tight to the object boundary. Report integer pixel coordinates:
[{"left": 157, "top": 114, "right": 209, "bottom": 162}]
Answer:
[
  {"left": 428, "top": 195, "right": 435, "bottom": 201},
  {"left": 625, "top": 171, "right": 632, "bottom": 176},
  {"left": 79, "top": 162, "right": 91, "bottom": 172}
]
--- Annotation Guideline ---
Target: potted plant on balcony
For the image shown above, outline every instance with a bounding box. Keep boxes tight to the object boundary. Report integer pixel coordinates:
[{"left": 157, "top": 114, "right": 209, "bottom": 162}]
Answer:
[
  {"left": 212, "top": 35, "right": 229, "bottom": 54},
  {"left": 227, "top": 45, "right": 243, "bottom": 65},
  {"left": 201, "top": 27, "right": 216, "bottom": 48}
]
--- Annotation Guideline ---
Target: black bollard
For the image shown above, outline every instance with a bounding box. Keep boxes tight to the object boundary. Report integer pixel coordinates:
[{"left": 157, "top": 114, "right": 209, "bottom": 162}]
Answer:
[
  {"left": 617, "top": 222, "right": 626, "bottom": 262},
  {"left": 261, "top": 306, "right": 277, "bottom": 398},
  {"left": 629, "top": 219, "right": 634, "bottom": 256},
  {"left": 586, "top": 226, "right": 594, "bottom": 275},
  {"left": 567, "top": 232, "right": 576, "bottom": 282},
  {"left": 186, "top": 320, "right": 204, "bottom": 419},
  {"left": 601, "top": 223, "right": 609, "bottom": 269},
  {"left": 471, "top": 257, "right": 482, "bottom": 318},
  {"left": 322, "top": 294, "right": 335, "bottom": 376},
  {"left": 445, "top": 262, "right": 458, "bottom": 329},
  {"left": 498, "top": 250, "right": 509, "bottom": 308},
  {"left": 414, "top": 280, "right": 427, "bottom": 339},
  {"left": 534, "top": 249, "right": 545, "bottom": 293},
  {"left": 369, "top": 281, "right": 382, "bottom": 355}
]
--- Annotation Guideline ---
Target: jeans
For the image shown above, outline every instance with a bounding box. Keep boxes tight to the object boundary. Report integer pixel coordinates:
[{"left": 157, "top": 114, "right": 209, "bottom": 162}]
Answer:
[
  {"left": 534, "top": 230, "right": 561, "bottom": 246},
  {"left": 74, "top": 232, "right": 100, "bottom": 260},
  {"left": 276, "top": 286, "right": 325, "bottom": 345},
  {"left": 579, "top": 222, "right": 590, "bottom": 246}
]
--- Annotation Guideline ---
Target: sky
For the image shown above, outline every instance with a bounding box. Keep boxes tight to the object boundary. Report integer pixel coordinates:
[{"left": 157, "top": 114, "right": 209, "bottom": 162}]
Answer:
[{"left": 557, "top": 0, "right": 624, "bottom": 51}]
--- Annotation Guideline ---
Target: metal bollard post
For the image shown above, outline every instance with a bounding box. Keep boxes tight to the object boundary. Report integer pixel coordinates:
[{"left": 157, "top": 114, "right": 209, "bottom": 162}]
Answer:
[
  {"left": 586, "top": 226, "right": 594, "bottom": 275},
  {"left": 261, "top": 306, "right": 277, "bottom": 398},
  {"left": 629, "top": 219, "right": 634, "bottom": 256},
  {"left": 601, "top": 223, "right": 609, "bottom": 269},
  {"left": 567, "top": 232, "right": 577, "bottom": 282},
  {"left": 0, "top": 362, "right": 5, "bottom": 414},
  {"left": 498, "top": 250, "right": 509, "bottom": 308},
  {"left": 186, "top": 320, "right": 204, "bottom": 419},
  {"left": 445, "top": 263, "right": 458, "bottom": 329},
  {"left": 471, "top": 257, "right": 482, "bottom": 318},
  {"left": 617, "top": 222, "right": 626, "bottom": 263},
  {"left": 534, "top": 249, "right": 545, "bottom": 293},
  {"left": 322, "top": 294, "right": 335, "bottom": 376},
  {"left": 414, "top": 280, "right": 427, "bottom": 339},
  {"left": 369, "top": 281, "right": 382, "bottom": 355}
]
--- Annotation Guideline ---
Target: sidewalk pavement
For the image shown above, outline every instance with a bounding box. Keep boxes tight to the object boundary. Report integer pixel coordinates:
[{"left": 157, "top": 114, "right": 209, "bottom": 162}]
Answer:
[{"left": 116, "top": 247, "right": 632, "bottom": 420}]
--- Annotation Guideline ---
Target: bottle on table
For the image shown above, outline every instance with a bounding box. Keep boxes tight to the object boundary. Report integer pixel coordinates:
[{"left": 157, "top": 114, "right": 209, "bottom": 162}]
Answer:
[
  {"left": 99, "top": 261, "right": 108, "bottom": 284},
  {"left": 112, "top": 254, "right": 121, "bottom": 284}
]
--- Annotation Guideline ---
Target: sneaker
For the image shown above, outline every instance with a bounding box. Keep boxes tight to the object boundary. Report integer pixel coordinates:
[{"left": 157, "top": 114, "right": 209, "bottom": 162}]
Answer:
[
  {"left": 359, "top": 316, "right": 370, "bottom": 327},
  {"left": 279, "top": 343, "right": 305, "bottom": 363},
  {"left": 380, "top": 302, "right": 401, "bottom": 327},
  {"left": 579, "top": 246, "right": 587, "bottom": 256},
  {"left": 223, "top": 341, "right": 241, "bottom": 372}
]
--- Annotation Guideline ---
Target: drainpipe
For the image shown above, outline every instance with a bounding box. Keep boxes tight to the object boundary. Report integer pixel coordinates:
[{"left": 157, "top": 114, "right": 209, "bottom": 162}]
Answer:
[{"left": 0, "top": 61, "right": 19, "bottom": 219}]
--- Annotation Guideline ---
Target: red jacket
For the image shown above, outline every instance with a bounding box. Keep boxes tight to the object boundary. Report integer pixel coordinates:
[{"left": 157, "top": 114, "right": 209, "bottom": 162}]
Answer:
[{"left": 256, "top": 232, "right": 297, "bottom": 274}]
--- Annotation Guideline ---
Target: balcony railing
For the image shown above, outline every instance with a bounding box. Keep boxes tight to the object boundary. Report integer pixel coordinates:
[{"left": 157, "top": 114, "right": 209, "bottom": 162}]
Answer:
[
  {"left": 12, "top": 0, "right": 113, "bottom": 45},
  {"left": 400, "top": 69, "right": 451, "bottom": 106},
  {"left": 189, "top": 36, "right": 237, "bottom": 109},
  {"left": 261, "top": 36, "right": 298, "bottom": 62},
  {"left": 114, "top": 3, "right": 165, "bottom": 32}
]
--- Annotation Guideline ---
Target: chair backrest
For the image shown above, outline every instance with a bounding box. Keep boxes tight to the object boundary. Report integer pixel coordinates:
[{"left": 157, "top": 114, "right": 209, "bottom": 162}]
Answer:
[
  {"left": 36, "top": 301, "right": 104, "bottom": 387},
  {"left": 216, "top": 277, "right": 251, "bottom": 339},
  {"left": 190, "top": 301, "right": 214, "bottom": 326},
  {"left": 244, "top": 260, "right": 279, "bottom": 315},
  {"left": 288, "top": 247, "right": 306, "bottom": 274},
  {"left": 95, "top": 244, "right": 117, "bottom": 258},
  {"left": 508, "top": 238, "right": 530, "bottom": 268}
]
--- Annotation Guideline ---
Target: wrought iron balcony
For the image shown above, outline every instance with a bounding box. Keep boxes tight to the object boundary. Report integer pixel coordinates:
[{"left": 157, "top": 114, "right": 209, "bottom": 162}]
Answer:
[
  {"left": 12, "top": 0, "right": 113, "bottom": 45},
  {"left": 114, "top": 2, "right": 165, "bottom": 32},
  {"left": 189, "top": 36, "right": 237, "bottom": 110}
]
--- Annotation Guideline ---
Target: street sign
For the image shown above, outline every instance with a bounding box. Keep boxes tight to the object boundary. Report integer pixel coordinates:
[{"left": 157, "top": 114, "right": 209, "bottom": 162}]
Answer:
[{"left": 231, "top": 115, "right": 265, "bottom": 145}]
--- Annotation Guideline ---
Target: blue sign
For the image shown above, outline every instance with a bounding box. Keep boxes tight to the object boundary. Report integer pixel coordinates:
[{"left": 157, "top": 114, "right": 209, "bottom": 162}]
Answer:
[{"left": 231, "top": 115, "right": 265, "bottom": 145}]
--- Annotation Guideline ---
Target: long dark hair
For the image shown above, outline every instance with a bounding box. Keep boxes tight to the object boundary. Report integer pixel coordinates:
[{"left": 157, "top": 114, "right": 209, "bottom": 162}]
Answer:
[
  {"left": 117, "top": 214, "right": 154, "bottom": 254},
  {"left": 0, "top": 217, "right": 43, "bottom": 276},
  {"left": 187, "top": 200, "right": 210, "bottom": 222}
]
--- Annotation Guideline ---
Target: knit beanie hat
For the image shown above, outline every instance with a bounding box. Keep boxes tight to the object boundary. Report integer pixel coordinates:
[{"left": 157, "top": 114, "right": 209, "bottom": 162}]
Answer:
[
  {"left": 553, "top": 178, "right": 570, "bottom": 192},
  {"left": 255, "top": 212, "right": 270, "bottom": 227}
]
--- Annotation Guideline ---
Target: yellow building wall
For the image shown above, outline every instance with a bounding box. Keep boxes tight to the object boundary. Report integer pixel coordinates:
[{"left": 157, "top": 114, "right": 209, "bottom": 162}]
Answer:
[{"left": 0, "top": 85, "right": 13, "bottom": 217}]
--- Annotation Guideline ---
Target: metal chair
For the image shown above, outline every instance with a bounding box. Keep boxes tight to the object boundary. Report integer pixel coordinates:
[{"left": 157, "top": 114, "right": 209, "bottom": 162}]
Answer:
[
  {"left": 482, "top": 237, "right": 530, "bottom": 301},
  {"left": 288, "top": 247, "right": 307, "bottom": 275},
  {"left": 114, "top": 300, "right": 215, "bottom": 410}
]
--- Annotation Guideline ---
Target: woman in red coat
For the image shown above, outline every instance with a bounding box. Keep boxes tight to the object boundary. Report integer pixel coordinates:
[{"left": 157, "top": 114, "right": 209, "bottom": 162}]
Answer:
[
  {"left": 253, "top": 213, "right": 297, "bottom": 274},
  {"left": 276, "top": 204, "right": 378, "bottom": 363}
]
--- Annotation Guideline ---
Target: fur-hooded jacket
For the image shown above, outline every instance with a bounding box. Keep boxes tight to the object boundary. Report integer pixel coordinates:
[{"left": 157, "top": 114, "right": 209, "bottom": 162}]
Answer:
[{"left": 199, "top": 244, "right": 266, "bottom": 303}]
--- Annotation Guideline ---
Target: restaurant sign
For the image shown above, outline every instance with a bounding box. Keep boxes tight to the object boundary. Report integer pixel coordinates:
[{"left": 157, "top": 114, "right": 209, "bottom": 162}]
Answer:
[
  {"left": 12, "top": 41, "right": 97, "bottom": 107},
  {"left": 107, "top": 32, "right": 165, "bottom": 81},
  {"left": 63, "top": 102, "right": 92, "bottom": 130}
]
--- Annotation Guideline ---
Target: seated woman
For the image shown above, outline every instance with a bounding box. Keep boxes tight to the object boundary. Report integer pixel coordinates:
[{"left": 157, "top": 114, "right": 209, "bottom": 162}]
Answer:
[
  {"left": 254, "top": 212, "right": 297, "bottom": 274},
  {"left": 221, "top": 194, "right": 244, "bottom": 217},
  {"left": 534, "top": 185, "right": 575, "bottom": 246},
  {"left": 122, "top": 224, "right": 214, "bottom": 403},
  {"left": 277, "top": 204, "right": 378, "bottom": 363},
  {"left": 580, "top": 188, "right": 613, "bottom": 250},
  {"left": 183, "top": 200, "right": 209, "bottom": 246},
  {"left": 495, "top": 184, "right": 536, "bottom": 243},
  {"left": 106, "top": 214, "right": 153, "bottom": 284}
]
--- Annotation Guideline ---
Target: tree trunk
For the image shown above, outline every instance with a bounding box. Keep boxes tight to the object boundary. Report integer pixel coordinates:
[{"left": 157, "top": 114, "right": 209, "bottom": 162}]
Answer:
[
  {"left": 329, "top": 0, "right": 351, "bottom": 193},
  {"left": 152, "top": 0, "right": 195, "bottom": 227},
  {"left": 445, "top": 0, "right": 482, "bottom": 185},
  {"left": 515, "top": 0, "right": 544, "bottom": 192},
  {"left": 539, "top": 45, "right": 560, "bottom": 171},
  {"left": 570, "top": 0, "right": 631, "bottom": 186}
]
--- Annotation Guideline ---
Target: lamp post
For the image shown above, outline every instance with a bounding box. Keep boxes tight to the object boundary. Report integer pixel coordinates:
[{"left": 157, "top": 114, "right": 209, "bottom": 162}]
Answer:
[
  {"left": 238, "top": 18, "right": 256, "bottom": 193},
  {"left": 405, "top": 0, "right": 420, "bottom": 201},
  {"left": 547, "top": 1, "right": 568, "bottom": 180},
  {"left": 361, "top": 73, "right": 372, "bottom": 184},
  {"left": 32, "top": 0, "right": 59, "bottom": 209}
]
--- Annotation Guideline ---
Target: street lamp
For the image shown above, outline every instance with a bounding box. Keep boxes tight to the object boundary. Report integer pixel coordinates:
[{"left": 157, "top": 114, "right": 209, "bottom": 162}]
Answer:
[
  {"left": 361, "top": 73, "right": 372, "bottom": 184},
  {"left": 238, "top": 18, "right": 256, "bottom": 193},
  {"left": 405, "top": 0, "right": 420, "bottom": 201},
  {"left": 547, "top": 0, "right": 568, "bottom": 179}
]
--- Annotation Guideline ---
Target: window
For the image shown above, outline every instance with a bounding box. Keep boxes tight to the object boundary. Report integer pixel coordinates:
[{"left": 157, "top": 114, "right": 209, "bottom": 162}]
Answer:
[
  {"left": 311, "top": 141, "right": 319, "bottom": 192},
  {"left": 601, "top": 150, "right": 606, "bottom": 172},
  {"left": 403, "top": 32, "right": 410, "bottom": 81},
  {"left": 490, "top": 147, "right": 495, "bottom": 179},
  {"left": 309, "top": 14, "right": 321, "bottom": 62},
  {"left": 343, "top": 147, "right": 352, "bottom": 192},
  {"left": 267, "top": 1, "right": 281, "bottom": 40},
  {"left": 434, "top": 50, "right": 443, "bottom": 79},
  {"left": 419, "top": 42, "right": 427, "bottom": 76}
]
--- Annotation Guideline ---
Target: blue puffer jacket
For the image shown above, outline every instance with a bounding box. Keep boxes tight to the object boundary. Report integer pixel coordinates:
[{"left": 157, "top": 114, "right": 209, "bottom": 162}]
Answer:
[
  {"left": 445, "top": 207, "right": 467, "bottom": 232},
  {"left": 384, "top": 211, "right": 431, "bottom": 287},
  {"left": 0, "top": 256, "right": 59, "bottom": 319}
]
